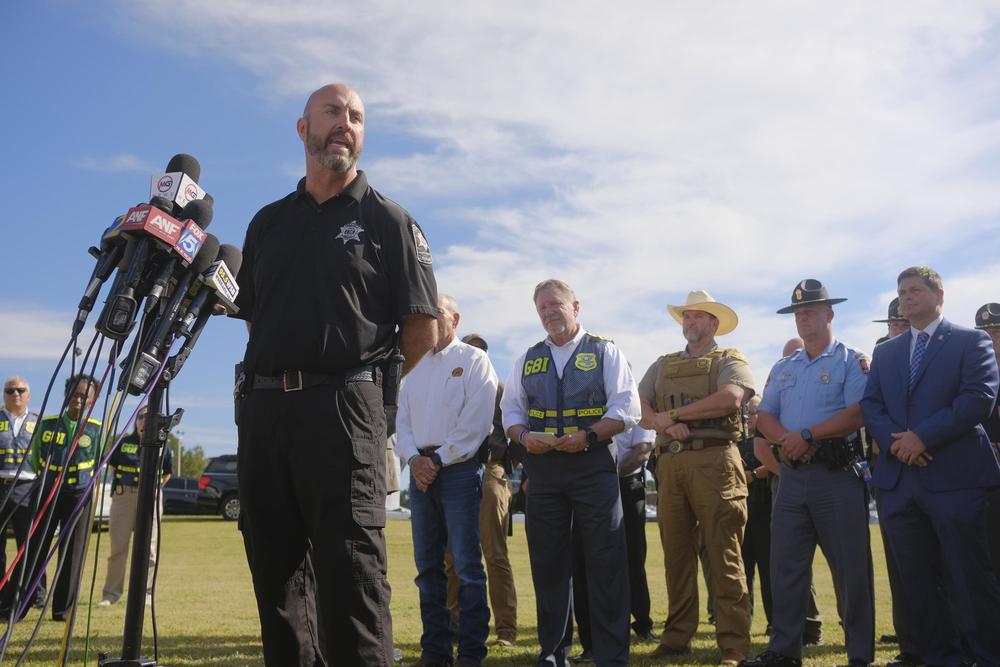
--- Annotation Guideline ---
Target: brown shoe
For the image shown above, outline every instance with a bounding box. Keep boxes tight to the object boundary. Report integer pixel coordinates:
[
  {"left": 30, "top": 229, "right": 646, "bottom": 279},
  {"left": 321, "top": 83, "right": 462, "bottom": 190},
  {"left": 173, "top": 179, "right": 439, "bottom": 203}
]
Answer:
[{"left": 651, "top": 643, "right": 691, "bottom": 659}]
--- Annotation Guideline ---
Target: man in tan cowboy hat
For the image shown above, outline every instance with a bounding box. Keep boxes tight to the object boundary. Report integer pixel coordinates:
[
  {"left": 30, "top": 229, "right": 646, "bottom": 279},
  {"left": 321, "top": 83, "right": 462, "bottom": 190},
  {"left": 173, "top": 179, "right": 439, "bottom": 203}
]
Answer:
[{"left": 638, "top": 290, "right": 755, "bottom": 666}]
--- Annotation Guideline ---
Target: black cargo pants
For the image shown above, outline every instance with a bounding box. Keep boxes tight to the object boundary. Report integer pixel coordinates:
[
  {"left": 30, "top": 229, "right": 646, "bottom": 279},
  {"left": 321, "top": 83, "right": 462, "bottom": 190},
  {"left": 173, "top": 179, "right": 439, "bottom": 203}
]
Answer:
[{"left": 238, "top": 379, "right": 392, "bottom": 666}]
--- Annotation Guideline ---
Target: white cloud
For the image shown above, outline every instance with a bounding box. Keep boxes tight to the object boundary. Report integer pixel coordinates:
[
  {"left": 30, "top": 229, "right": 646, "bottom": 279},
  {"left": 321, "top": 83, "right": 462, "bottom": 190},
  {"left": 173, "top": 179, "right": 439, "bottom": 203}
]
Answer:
[
  {"left": 0, "top": 305, "right": 75, "bottom": 360},
  {"left": 73, "top": 154, "right": 154, "bottom": 173},
  {"left": 118, "top": 0, "right": 1000, "bottom": 389}
]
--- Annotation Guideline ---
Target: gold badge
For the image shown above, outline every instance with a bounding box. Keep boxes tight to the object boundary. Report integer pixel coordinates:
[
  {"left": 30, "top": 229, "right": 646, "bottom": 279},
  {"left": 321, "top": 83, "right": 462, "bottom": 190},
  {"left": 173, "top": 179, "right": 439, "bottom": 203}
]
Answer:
[
  {"left": 79, "top": 434, "right": 92, "bottom": 447},
  {"left": 820, "top": 372, "right": 830, "bottom": 384},
  {"left": 25, "top": 421, "right": 36, "bottom": 434},
  {"left": 575, "top": 353, "right": 597, "bottom": 372},
  {"left": 794, "top": 288, "right": 803, "bottom": 302},
  {"left": 451, "top": 367, "right": 464, "bottom": 377}
]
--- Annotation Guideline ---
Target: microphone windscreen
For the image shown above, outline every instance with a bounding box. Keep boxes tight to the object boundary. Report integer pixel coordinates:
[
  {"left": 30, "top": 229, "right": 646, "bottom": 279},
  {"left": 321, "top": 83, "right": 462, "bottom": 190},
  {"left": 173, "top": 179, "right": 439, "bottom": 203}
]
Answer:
[
  {"left": 216, "top": 244, "right": 243, "bottom": 275},
  {"left": 149, "top": 195, "right": 173, "bottom": 211},
  {"left": 181, "top": 199, "right": 213, "bottom": 229},
  {"left": 192, "top": 235, "right": 221, "bottom": 274},
  {"left": 165, "top": 154, "right": 201, "bottom": 182}
]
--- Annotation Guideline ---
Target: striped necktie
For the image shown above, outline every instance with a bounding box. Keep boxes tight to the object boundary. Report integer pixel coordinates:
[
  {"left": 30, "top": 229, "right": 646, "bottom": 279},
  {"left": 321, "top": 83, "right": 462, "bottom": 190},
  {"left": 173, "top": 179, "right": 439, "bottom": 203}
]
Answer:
[{"left": 909, "top": 331, "right": 929, "bottom": 389}]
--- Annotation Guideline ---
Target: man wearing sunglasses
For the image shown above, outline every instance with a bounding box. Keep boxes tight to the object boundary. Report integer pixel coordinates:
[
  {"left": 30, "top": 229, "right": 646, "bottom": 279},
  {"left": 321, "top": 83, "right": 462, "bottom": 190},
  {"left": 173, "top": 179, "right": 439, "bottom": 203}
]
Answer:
[{"left": 0, "top": 378, "right": 39, "bottom": 591}]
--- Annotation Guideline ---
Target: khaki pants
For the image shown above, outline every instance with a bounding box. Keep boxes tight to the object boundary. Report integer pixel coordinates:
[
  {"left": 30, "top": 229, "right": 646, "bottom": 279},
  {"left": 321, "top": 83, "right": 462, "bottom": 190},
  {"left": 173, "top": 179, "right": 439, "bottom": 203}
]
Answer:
[
  {"left": 656, "top": 445, "right": 751, "bottom": 656},
  {"left": 446, "top": 461, "right": 517, "bottom": 641},
  {"left": 101, "top": 486, "right": 161, "bottom": 602}
]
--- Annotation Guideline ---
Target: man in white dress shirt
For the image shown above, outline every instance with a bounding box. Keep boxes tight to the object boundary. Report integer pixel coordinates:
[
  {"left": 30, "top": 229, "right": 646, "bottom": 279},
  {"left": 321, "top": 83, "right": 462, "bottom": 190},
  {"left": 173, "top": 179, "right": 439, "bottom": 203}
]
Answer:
[
  {"left": 500, "top": 278, "right": 640, "bottom": 667},
  {"left": 396, "top": 293, "right": 499, "bottom": 667}
]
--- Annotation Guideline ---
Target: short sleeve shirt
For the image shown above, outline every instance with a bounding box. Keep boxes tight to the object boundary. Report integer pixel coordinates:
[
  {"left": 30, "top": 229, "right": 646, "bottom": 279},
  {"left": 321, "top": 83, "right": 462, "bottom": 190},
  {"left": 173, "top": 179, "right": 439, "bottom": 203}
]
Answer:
[
  {"left": 758, "top": 339, "right": 869, "bottom": 433},
  {"left": 234, "top": 171, "right": 438, "bottom": 375},
  {"left": 637, "top": 343, "right": 756, "bottom": 406}
]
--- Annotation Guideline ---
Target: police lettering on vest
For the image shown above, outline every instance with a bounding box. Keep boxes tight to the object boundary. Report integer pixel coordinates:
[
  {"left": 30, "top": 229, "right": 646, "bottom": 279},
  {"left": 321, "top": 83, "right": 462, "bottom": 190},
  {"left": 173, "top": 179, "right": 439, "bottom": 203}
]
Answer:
[{"left": 522, "top": 333, "right": 609, "bottom": 435}]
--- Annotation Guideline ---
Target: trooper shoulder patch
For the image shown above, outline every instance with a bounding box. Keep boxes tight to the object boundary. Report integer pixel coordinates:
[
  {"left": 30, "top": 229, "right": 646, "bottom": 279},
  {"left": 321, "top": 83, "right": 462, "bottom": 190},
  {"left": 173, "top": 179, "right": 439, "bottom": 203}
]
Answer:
[
  {"left": 451, "top": 367, "right": 464, "bottom": 377},
  {"left": 411, "top": 223, "right": 432, "bottom": 265}
]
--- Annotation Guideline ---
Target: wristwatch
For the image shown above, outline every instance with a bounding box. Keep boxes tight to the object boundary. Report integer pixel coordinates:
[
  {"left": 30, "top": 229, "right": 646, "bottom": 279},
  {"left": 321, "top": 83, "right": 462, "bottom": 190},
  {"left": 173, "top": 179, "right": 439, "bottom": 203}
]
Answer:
[
  {"left": 800, "top": 428, "right": 814, "bottom": 444},
  {"left": 584, "top": 427, "right": 600, "bottom": 450},
  {"left": 667, "top": 408, "right": 680, "bottom": 422},
  {"left": 429, "top": 452, "right": 443, "bottom": 467}
]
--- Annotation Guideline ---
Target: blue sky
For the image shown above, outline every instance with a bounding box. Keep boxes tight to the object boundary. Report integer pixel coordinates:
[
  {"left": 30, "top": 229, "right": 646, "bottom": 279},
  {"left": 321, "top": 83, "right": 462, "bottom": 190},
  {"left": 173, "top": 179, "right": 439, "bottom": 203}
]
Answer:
[{"left": 3, "top": 1, "right": 1000, "bottom": 459}]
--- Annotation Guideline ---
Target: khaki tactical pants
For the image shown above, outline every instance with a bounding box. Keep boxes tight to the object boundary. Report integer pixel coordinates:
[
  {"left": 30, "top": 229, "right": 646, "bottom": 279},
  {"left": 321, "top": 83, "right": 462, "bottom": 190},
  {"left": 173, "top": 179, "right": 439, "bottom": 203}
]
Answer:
[
  {"left": 446, "top": 461, "right": 517, "bottom": 641},
  {"left": 102, "top": 485, "right": 161, "bottom": 602},
  {"left": 656, "top": 444, "right": 751, "bottom": 656}
]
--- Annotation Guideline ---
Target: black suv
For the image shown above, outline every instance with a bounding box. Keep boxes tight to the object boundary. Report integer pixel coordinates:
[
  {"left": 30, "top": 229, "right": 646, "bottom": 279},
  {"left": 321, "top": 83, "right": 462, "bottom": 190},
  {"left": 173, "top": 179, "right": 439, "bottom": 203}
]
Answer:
[{"left": 198, "top": 455, "right": 240, "bottom": 520}]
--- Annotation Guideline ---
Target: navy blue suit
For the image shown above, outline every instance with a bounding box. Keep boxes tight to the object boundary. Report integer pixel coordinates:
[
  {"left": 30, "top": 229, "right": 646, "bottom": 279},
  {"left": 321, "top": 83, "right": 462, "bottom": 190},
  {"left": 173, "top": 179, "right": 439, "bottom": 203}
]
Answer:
[{"left": 861, "top": 319, "right": 1000, "bottom": 666}]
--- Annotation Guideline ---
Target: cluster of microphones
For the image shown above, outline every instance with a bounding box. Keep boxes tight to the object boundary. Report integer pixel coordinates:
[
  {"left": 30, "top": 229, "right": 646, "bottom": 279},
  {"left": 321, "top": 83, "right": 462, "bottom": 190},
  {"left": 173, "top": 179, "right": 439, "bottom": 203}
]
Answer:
[{"left": 73, "top": 153, "right": 241, "bottom": 394}]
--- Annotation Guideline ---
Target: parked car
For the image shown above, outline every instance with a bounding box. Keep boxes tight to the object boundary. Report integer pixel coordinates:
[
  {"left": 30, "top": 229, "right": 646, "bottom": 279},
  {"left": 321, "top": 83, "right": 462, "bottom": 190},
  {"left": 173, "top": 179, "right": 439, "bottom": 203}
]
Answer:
[
  {"left": 163, "top": 476, "right": 213, "bottom": 515},
  {"left": 93, "top": 479, "right": 112, "bottom": 529},
  {"left": 198, "top": 455, "right": 240, "bottom": 520}
]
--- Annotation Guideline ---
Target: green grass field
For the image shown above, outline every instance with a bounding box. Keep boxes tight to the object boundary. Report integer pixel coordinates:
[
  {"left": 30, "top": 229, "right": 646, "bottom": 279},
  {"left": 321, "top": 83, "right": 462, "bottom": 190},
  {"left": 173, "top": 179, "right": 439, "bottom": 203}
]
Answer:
[{"left": 2, "top": 516, "right": 899, "bottom": 665}]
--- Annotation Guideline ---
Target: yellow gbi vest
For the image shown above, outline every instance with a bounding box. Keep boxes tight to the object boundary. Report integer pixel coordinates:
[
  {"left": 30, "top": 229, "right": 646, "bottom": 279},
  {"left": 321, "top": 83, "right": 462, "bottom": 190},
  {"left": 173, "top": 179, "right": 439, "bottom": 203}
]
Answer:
[
  {"left": 35, "top": 415, "right": 103, "bottom": 491},
  {"left": 522, "top": 334, "right": 609, "bottom": 436},
  {"left": 653, "top": 348, "right": 745, "bottom": 447},
  {"left": 0, "top": 410, "right": 37, "bottom": 472}
]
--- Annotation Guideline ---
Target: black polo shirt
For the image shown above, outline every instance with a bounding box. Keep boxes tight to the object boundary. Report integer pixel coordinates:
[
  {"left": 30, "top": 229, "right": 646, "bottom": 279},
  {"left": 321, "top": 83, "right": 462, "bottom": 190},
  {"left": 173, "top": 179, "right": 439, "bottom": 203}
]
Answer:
[{"left": 234, "top": 171, "right": 438, "bottom": 376}]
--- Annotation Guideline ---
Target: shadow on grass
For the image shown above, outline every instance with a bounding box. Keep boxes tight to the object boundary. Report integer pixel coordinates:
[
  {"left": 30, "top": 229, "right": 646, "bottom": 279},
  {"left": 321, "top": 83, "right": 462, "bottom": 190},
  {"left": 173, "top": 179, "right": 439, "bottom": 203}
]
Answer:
[{"left": 9, "top": 634, "right": 263, "bottom": 666}]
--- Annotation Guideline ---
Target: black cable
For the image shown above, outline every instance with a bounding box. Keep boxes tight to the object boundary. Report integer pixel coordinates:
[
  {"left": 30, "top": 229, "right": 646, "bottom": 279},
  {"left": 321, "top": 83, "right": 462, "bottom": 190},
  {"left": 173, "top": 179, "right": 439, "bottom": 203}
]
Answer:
[
  {"left": 12, "top": 334, "right": 106, "bottom": 665},
  {"left": 0, "top": 329, "right": 99, "bottom": 659}
]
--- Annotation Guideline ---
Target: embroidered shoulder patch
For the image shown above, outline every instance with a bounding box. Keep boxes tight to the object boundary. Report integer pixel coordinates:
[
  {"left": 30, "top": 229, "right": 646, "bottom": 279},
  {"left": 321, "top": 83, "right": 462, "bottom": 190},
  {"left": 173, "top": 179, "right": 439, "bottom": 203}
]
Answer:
[
  {"left": 411, "top": 223, "right": 433, "bottom": 265},
  {"left": 452, "top": 367, "right": 464, "bottom": 377}
]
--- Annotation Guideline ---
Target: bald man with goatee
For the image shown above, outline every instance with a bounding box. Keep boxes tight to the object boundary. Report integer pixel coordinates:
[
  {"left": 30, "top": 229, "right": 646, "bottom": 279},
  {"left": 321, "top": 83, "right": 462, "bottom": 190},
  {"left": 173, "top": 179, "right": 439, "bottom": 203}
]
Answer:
[{"left": 233, "top": 83, "right": 439, "bottom": 666}]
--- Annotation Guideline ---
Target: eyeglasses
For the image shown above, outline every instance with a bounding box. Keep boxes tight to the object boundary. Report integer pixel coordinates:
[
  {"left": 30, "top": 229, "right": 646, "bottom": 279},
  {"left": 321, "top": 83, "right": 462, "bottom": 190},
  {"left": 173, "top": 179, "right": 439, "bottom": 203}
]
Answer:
[{"left": 4, "top": 388, "right": 27, "bottom": 395}]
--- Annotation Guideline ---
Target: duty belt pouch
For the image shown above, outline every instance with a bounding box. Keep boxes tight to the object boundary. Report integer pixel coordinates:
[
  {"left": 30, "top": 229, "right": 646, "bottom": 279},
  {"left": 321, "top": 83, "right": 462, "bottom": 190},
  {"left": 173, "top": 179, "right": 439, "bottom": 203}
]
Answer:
[
  {"left": 382, "top": 347, "right": 404, "bottom": 408},
  {"left": 477, "top": 436, "right": 491, "bottom": 464}
]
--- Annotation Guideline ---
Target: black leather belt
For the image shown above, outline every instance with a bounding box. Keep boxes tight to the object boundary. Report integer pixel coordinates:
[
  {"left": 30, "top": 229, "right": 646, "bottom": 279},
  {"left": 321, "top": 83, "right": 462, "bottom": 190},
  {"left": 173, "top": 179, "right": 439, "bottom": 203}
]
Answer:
[{"left": 252, "top": 366, "right": 378, "bottom": 392}]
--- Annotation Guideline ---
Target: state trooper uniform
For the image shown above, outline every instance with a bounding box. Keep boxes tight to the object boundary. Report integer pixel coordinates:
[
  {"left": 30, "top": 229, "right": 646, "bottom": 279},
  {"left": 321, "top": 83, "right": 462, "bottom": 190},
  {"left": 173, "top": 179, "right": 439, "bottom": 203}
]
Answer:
[
  {"left": 13, "top": 413, "right": 103, "bottom": 620},
  {"left": 975, "top": 302, "right": 1000, "bottom": 577},
  {"left": 747, "top": 280, "right": 874, "bottom": 667},
  {"left": 501, "top": 326, "right": 640, "bottom": 667},
  {"left": 0, "top": 406, "right": 39, "bottom": 583}
]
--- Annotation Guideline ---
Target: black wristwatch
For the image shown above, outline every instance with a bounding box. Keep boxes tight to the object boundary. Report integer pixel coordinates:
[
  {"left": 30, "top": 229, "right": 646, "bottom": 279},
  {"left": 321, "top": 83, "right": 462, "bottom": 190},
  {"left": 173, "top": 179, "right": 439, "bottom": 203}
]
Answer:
[
  {"left": 800, "top": 428, "right": 814, "bottom": 444},
  {"left": 584, "top": 428, "right": 600, "bottom": 450},
  {"left": 429, "top": 452, "right": 443, "bottom": 467}
]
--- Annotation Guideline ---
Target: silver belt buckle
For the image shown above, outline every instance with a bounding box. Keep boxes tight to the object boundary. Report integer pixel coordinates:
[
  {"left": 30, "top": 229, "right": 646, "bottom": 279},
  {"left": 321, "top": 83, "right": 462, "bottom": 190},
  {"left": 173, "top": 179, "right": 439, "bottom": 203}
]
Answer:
[
  {"left": 283, "top": 370, "right": 304, "bottom": 392},
  {"left": 667, "top": 440, "right": 683, "bottom": 454}
]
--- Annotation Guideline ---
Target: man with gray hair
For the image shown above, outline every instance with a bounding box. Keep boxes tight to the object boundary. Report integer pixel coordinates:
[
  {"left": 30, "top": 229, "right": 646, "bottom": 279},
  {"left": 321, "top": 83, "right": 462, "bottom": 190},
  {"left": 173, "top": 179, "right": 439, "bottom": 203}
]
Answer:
[
  {"left": 397, "top": 293, "right": 498, "bottom": 667},
  {"left": 0, "top": 377, "right": 39, "bottom": 590},
  {"left": 501, "top": 278, "right": 640, "bottom": 666}
]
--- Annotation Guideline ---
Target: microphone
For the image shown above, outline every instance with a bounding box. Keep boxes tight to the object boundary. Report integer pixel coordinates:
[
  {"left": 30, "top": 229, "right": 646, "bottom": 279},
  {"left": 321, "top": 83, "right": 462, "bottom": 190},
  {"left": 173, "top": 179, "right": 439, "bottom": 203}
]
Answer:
[
  {"left": 96, "top": 203, "right": 187, "bottom": 339},
  {"left": 124, "top": 234, "right": 221, "bottom": 394},
  {"left": 74, "top": 214, "right": 129, "bottom": 334},
  {"left": 176, "top": 244, "right": 242, "bottom": 336},
  {"left": 143, "top": 198, "right": 214, "bottom": 313},
  {"left": 148, "top": 154, "right": 205, "bottom": 215}
]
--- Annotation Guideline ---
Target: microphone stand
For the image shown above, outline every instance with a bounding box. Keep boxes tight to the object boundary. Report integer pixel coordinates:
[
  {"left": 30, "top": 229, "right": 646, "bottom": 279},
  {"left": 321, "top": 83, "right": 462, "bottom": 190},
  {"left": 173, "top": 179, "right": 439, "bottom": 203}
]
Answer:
[{"left": 100, "top": 381, "right": 182, "bottom": 667}]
